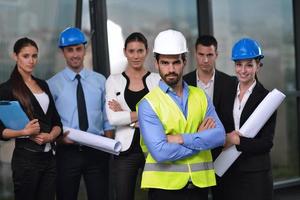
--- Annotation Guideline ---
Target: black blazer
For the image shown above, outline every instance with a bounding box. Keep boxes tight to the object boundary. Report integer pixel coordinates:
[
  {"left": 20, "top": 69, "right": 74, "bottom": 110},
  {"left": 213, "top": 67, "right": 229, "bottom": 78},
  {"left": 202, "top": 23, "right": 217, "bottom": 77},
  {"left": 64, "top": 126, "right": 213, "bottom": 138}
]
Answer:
[
  {"left": 0, "top": 76, "right": 62, "bottom": 151},
  {"left": 184, "top": 69, "right": 237, "bottom": 160},
  {"left": 218, "top": 81, "right": 277, "bottom": 172},
  {"left": 183, "top": 69, "right": 236, "bottom": 114}
]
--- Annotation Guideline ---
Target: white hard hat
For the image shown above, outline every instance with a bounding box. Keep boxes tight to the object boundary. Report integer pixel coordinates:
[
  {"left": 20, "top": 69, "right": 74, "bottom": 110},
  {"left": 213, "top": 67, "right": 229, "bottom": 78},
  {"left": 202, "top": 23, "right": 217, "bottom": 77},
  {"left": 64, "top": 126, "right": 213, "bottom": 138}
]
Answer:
[{"left": 153, "top": 29, "right": 188, "bottom": 54}]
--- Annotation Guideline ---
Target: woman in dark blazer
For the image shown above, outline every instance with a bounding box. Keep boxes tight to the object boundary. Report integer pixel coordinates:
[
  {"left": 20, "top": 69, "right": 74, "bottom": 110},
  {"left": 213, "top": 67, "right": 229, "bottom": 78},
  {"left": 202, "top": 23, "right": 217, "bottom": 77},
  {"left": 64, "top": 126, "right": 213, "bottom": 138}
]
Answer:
[
  {"left": 0, "top": 37, "right": 62, "bottom": 200},
  {"left": 215, "top": 38, "right": 277, "bottom": 200}
]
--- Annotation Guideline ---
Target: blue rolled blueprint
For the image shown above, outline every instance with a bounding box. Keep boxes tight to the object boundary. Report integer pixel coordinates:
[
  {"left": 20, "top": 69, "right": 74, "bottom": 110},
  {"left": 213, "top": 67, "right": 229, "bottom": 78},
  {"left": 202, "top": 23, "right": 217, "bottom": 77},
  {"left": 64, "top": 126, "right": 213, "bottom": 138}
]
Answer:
[{"left": 0, "top": 101, "right": 29, "bottom": 130}]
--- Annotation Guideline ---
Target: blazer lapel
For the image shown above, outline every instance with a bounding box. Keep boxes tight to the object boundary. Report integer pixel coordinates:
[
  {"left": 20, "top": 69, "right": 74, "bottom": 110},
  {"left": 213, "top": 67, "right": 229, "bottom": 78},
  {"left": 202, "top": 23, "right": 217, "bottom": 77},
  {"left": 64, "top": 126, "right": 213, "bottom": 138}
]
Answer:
[
  {"left": 28, "top": 89, "right": 47, "bottom": 118},
  {"left": 240, "top": 82, "right": 266, "bottom": 127},
  {"left": 184, "top": 70, "right": 197, "bottom": 86},
  {"left": 193, "top": 70, "right": 197, "bottom": 86},
  {"left": 27, "top": 77, "right": 48, "bottom": 118},
  {"left": 226, "top": 84, "right": 237, "bottom": 132},
  {"left": 213, "top": 70, "right": 221, "bottom": 106}
]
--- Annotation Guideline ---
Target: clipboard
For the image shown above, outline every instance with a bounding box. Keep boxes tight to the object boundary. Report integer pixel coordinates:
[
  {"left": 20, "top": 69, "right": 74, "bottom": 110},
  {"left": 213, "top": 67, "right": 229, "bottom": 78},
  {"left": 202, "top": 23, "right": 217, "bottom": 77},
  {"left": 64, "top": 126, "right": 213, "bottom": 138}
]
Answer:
[{"left": 0, "top": 101, "right": 29, "bottom": 130}]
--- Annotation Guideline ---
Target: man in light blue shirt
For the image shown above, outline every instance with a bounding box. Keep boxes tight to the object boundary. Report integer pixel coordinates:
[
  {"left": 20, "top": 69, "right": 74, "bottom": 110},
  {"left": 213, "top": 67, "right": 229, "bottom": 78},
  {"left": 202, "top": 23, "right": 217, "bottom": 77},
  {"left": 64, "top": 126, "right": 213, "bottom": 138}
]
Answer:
[
  {"left": 48, "top": 67, "right": 112, "bottom": 136},
  {"left": 47, "top": 27, "right": 113, "bottom": 200},
  {"left": 138, "top": 29, "right": 225, "bottom": 200}
]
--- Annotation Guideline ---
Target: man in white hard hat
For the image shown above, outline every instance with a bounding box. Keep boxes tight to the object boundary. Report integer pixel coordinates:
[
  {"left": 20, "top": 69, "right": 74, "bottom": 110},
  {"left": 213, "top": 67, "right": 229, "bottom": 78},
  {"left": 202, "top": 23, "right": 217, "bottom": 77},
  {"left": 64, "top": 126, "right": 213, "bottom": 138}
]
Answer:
[{"left": 137, "top": 29, "right": 225, "bottom": 200}]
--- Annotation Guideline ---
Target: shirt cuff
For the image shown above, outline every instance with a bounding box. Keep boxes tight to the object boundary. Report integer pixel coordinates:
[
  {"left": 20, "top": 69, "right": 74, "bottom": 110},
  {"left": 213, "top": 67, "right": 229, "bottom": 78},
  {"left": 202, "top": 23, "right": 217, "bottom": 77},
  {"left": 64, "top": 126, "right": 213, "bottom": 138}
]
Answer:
[{"left": 182, "top": 134, "right": 194, "bottom": 147}]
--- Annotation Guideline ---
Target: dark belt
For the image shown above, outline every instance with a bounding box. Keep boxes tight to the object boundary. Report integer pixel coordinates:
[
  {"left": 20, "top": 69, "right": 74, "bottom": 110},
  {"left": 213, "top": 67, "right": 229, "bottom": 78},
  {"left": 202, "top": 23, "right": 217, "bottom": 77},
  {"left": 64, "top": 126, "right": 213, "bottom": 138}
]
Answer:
[
  {"left": 57, "top": 144, "right": 105, "bottom": 153},
  {"left": 57, "top": 143, "right": 84, "bottom": 151},
  {"left": 15, "top": 147, "right": 54, "bottom": 158},
  {"left": 72, "top": 144, "right": 84, "bottom": 151},
  {"left": 23, "top": 147, "right": 43, "bottom": 153}
]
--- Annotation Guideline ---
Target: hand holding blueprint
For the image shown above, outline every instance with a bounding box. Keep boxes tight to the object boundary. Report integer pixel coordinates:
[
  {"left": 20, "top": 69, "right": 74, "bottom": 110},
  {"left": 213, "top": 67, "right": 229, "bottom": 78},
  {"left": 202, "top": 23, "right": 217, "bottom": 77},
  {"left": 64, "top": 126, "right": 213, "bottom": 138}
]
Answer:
[
  {"left": 214, "top": 89, "right": 286, "bottom": 177},
  {"left": 0, "top": 101, "right": 29, "bottom": 130},
  {"left": 64, "top": 127, "right": 122, "bottom": 155}
]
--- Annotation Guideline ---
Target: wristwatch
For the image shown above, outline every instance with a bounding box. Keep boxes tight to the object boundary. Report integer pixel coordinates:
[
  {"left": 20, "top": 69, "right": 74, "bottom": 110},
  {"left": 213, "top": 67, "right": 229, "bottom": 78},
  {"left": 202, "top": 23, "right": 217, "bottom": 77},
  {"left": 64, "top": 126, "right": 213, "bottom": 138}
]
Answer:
[{"left": 129, "top": 122, "right": 136, "bottom": 128}]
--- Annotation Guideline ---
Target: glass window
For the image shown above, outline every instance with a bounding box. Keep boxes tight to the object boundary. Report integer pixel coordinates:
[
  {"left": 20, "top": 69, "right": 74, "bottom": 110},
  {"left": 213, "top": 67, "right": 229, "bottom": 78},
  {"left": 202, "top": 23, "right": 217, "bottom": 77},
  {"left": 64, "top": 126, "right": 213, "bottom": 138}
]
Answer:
[
  {"left": 82, "top": 0, "right": 93, "bottom": 70},
  {"left": 0, "top": 0, "right": 76, "bottom": 198},
  {"left": 106, "top": 0, "right": 198, "bottom": 74},
  {"left": 212, "top": 0, "right": 298, "bottom": 181},
  {"left": 0, "top": 0, "right": 77, "bottom": 82}
]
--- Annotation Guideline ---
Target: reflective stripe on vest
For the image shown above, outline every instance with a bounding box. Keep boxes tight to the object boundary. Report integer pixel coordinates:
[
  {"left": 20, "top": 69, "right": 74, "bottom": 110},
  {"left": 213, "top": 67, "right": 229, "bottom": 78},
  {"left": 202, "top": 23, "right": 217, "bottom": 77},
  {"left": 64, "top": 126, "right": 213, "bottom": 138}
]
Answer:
[
  {"left": 144, "top": 162, "right": 214, "bottom": 172},
  {"left": 139, "top": 86, "right": 216, "bottom": 189}
]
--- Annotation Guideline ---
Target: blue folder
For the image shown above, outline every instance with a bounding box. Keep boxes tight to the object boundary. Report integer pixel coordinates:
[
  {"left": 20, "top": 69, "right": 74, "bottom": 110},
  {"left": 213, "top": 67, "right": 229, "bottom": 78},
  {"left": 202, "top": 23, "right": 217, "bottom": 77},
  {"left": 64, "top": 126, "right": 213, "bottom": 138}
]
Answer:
[{"left": 0, "top": 101, "right": 29, "bottom": 130}]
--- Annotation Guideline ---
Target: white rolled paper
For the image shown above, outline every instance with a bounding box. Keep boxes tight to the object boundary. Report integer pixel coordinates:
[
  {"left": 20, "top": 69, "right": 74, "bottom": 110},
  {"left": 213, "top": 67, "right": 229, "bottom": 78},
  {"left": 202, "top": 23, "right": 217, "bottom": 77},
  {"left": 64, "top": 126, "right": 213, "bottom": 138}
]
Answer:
[
  {"left": 214, "top": 89, "right": 286, "bottom": 177},
  {"left": 64, "top": 127, "right": 122, "bottom": 155}
]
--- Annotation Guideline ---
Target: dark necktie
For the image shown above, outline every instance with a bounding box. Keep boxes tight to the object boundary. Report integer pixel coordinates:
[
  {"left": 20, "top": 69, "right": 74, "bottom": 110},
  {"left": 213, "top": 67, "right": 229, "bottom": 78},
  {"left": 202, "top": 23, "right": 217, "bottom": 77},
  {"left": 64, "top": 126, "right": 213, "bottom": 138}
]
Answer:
[{"left": 76, "top": 74, "right": 88, "bottom": 131}]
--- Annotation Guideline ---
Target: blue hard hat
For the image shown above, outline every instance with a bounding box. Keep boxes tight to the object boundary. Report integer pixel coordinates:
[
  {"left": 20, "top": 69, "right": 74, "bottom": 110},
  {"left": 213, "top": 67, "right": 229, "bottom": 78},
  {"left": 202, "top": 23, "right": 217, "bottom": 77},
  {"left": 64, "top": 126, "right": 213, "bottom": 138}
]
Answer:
[
  {"left": 231, "top": 38, "right": 264, "bottom": 61},
  {"left": 58, "top": 27, "right": 87, "bottom": 48}
]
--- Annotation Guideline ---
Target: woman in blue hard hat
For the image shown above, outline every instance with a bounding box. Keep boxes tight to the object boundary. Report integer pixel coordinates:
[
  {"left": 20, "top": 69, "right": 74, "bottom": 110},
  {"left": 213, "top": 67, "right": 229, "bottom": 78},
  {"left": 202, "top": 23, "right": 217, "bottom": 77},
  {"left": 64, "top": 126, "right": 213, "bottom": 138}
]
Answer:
[
  {"left": 0, "top": 37, "right": 62, "bottom": 200},
  {"left": 105, "top": 32, "right": 160, "bottom": 200},
  {"left": 214, "top": 38, "right": 277, "bottom": 200}
]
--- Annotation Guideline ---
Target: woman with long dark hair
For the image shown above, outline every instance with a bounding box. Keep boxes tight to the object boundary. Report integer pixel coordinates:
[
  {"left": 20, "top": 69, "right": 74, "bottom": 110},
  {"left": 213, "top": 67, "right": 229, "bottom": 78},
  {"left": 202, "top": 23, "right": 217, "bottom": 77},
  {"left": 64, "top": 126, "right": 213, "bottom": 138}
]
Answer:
[
  {"left": 105, "top": 32, "right": 160, "bottom": 200},
  {"left": 0, "top": 37, "right": 62, "bottom": 200}
]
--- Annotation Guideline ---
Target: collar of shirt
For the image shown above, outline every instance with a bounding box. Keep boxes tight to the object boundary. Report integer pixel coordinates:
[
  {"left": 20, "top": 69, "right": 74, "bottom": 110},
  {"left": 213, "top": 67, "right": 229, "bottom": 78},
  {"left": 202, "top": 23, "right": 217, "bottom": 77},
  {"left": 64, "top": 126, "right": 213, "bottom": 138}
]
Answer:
[
  {"left": 236, "top": 80, "right": 256, "bottom": 97},
  {"left": 64, "top": 67, "right": 88, "bottom": 81},
  {"left": 196, "top": 69, "right": 215, "bottom": 87},
  {"left": 159, "top": 80, "right": 189, "bottom": 117},
  {"left": 233, "top": 80, "right": 256, "bottom": 130},
  {"left": 196, "top": 69, "right": 215, "bottom": 100},
  {"left": 50, "top": 67, "right": 113, "bottom": 135}
]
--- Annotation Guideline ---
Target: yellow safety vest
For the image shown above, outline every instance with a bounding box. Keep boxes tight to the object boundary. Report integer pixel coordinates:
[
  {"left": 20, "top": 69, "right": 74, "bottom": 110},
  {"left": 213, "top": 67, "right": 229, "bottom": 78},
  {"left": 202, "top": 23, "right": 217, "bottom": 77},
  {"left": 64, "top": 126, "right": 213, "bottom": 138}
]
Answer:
[{"left": 139, "top": 86, "right": 216, "bottom": 190}]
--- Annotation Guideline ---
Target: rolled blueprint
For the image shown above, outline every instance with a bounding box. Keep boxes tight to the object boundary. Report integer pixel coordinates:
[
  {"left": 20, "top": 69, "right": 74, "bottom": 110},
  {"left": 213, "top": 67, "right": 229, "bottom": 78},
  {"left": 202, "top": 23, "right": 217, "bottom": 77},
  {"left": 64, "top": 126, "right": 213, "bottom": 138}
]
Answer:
[
  {"left": 64, "top": 127, "right": 122, "bottom": 155},
  {"left": 214, "top": 89, "right": 286, "bottom": 177}
]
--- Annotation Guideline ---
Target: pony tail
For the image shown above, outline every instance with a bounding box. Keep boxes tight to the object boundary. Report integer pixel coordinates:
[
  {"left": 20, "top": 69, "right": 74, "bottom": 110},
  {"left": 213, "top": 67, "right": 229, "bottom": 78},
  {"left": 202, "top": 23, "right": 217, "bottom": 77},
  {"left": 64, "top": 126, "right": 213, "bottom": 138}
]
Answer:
[{"left": 11, "top": 65, "right": 34, "bottom": 119}]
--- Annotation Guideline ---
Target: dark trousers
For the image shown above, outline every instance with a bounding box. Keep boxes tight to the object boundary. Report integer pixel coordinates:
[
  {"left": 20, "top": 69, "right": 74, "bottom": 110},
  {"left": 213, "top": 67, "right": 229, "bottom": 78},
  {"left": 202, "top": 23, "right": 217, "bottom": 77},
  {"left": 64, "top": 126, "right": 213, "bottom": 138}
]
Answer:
[
  {"left": 56, "top": 145, "right": 109, "bottom": 200},
  {"left": 11, "top": 148, "right": 56, "bottom": 200},
  {"left": 149, "top": 187, "right": 208, "bottom": 200},
  {"left": 112, "top": 151, "right": 145, "bottom": 200},
  {"left": 213, "top": 168, "right": 273, "bottom": 200}
]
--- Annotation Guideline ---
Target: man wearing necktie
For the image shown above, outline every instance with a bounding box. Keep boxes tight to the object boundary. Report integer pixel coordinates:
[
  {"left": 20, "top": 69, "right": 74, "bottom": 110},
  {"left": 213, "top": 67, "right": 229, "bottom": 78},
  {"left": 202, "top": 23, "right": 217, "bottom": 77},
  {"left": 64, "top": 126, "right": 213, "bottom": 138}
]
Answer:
[
  {"left": 47, "top": 27, "right": 114, "bottom": 200},
  {"left": 75, "top": 74, "right": 88, "bottom": 131}
]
